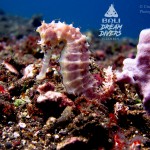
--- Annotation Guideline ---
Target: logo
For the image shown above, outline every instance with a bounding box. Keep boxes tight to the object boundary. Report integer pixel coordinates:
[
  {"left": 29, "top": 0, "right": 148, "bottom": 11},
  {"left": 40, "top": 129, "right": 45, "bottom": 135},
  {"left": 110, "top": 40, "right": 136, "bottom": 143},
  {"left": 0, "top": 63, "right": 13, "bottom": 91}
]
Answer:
[
  {"left": 99, "top": 4, "right": 123, "bottom": 40},
  {"left": 104, "top": 4, "right": 118, "bottom": 17}
]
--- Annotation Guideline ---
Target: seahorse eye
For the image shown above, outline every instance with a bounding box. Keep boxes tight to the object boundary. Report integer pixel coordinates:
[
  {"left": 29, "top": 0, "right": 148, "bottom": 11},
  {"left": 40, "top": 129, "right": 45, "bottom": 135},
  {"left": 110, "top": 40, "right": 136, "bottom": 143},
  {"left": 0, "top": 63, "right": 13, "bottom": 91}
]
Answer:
[
  {"left": 58, "top": 40, "right": 65, "bottom": 47},
  {"left": 41, "top": 44, "right": 50, "bottom": 52},
  {"left": 59, "top": 40, "right": 65, "bottom": 45},
  {"left": 57, "top": 40, "right": 66, "bottom": 49},
  {"left": 42, "top": 45, "right": 46, "bottom": 48}
]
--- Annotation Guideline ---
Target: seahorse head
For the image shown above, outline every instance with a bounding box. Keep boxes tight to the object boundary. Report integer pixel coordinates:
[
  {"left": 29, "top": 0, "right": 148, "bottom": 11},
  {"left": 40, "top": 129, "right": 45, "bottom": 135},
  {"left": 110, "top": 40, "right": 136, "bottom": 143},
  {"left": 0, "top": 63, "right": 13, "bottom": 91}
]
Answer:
[
  {"left": 36, "top": 21, "right": 83, "bottom": 52},
  {"left": 36, "top": 21, "right": 65, "bottom": 51}
]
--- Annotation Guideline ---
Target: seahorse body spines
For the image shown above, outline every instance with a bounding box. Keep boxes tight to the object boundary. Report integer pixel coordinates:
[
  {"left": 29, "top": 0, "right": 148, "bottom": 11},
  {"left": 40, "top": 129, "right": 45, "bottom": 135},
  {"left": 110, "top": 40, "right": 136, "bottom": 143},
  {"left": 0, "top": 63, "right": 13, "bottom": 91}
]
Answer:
[{"left": 59, "top": 36, "right": 96, "bottom": 96}]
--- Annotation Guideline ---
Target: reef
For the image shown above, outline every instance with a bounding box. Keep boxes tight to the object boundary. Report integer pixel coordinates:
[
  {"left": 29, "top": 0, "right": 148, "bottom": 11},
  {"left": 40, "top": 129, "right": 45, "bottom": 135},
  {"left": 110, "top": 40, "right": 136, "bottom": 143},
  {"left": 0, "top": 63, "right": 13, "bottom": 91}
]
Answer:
[{"left": 0, "top": 12, "right": 150, "bottom": 150}]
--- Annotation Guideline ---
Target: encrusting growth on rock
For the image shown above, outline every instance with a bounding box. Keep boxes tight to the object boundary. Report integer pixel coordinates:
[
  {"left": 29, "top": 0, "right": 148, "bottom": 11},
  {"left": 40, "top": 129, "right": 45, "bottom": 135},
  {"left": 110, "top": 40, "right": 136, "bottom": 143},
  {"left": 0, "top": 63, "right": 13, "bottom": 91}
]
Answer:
[{"left": 117, "top": 29, "right": 150, "bottom": 114}]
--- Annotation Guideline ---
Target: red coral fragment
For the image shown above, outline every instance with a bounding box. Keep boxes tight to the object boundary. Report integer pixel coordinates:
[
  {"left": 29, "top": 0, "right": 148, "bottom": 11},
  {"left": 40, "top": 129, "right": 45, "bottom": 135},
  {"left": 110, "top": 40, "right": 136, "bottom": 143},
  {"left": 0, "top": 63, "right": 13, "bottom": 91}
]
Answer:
[
  {"left": 113, "top": 132, "right": 127, "bottom": 150},
  {"left": 0, "top": 85, "right": 6, "bottom": 93},
  {"left": 129, "top": 136, "right": 143, "bottom": 150},
  {"left": 108, "top": 113, "right": 117, "bottom": 127},
  {"left": 0, "top": 100, "right": 14, "bottom": 117}
]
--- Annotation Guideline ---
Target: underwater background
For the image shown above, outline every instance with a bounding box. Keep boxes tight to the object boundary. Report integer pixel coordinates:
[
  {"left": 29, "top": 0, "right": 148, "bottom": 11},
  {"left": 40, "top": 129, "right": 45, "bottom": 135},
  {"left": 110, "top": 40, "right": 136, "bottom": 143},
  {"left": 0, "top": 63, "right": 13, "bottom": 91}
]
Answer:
[
  {"left": 0, "top": 0, "right": 150, "bottom": 149},
  {"left": 0, "top": 0, "right": 150, "bottom": 38}
]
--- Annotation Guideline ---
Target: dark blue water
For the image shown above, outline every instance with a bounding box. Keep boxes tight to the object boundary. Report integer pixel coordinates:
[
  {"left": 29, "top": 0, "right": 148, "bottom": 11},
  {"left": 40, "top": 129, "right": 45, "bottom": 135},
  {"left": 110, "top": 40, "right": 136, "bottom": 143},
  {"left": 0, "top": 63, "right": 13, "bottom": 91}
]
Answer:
[{"left": 0, "top": 0, "right": 150, "bottom": 38}]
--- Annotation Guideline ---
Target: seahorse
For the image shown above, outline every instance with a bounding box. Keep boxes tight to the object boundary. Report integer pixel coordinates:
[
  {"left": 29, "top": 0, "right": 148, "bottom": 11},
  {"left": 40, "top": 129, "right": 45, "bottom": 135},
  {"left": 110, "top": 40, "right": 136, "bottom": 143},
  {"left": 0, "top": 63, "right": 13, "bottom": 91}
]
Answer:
[{"left": 36, "top": 21, "right": 114, "bottom": 99}]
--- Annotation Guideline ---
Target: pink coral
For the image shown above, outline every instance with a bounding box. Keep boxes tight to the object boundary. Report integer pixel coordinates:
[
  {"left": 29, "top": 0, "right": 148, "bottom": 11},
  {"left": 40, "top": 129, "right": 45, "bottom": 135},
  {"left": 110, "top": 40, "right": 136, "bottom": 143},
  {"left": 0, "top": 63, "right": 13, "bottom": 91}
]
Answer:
[
  {"left": 37, "top": 91, "right": 74, "bottom": 107},
  {"left": 37, "top": 82, "right": 55, "bottom": 93},
  {"left": 36, "top": 82, "right": 73, "bottom": 107},
  {"left": 116, "top": 29, "right": 150, "bottom": 113}
]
